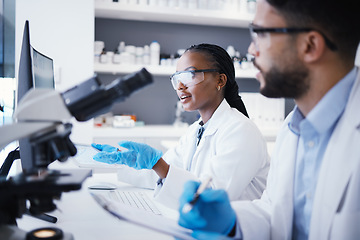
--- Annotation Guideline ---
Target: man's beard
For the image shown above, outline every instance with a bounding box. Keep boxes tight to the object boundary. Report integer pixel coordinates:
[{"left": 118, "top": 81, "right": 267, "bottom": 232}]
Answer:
[{"left": 256, "top": 61, "right": 310, "bottom": 99}]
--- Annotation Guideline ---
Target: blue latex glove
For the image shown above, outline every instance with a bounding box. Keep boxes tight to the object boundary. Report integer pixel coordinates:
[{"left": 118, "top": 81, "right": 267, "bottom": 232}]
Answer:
[
  {"left": 191, "top": 231, "right": 234, "bottom": 240},
  {"left": 93, "top": 141, "right": 163, "bottom": 170},
  {"left": 91, "top": 143, "right": 117, "bottom": 153},
  {"left": 178, "top": 181, "right": 236, "bottom": 236}
]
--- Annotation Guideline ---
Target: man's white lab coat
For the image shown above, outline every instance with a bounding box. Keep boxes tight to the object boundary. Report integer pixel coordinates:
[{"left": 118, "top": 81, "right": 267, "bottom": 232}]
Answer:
[{"left": 232, "top": 65, "right": 360, "bottom": 239}]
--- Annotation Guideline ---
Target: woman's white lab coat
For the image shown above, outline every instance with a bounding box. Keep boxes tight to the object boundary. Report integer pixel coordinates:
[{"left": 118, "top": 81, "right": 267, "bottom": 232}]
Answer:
[
  {"left": 232, "top": 66, "right": 360, "bottom": 239},
  {"left": 117, "top": 100, "right": 270, "bottom": 209}
]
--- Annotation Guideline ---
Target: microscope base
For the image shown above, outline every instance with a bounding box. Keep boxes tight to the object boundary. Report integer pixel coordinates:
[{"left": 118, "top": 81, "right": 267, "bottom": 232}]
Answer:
[{"left": 0, "top": 225, "right": 74, "bottom": 240}]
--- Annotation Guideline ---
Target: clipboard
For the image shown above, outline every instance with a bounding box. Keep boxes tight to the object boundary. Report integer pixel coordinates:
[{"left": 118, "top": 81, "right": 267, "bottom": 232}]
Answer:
[{"left": 90, "top": 192, "right": 195, "bottom": 240}]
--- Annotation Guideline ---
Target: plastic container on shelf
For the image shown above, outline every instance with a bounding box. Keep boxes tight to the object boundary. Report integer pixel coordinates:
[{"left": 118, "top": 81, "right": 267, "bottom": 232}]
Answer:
[
  {"left": 198, "top": 0, "right": 207, "bottom": 9},
  {"left": 125, "top": 45, "right": 136, "bottom": 64},
  {"left": 207, "top": 0, "right": 217, "bottom": 10},
  {"left": 188, "top": 0, "right": 198, "bottom": 9},
  {"left": 178, "top": 0, "right": 189, "bottom": 8},
  {"left": 94, "top": 41, "right": 105, "bottom": 63},
  {"left": 113, "top": 49, "right": 121, "bottom": 64},
  {"left": 168, "top": 0, "right": 178, "bottom": 7},
  {"left": 159, "top": 0, "right": 168, "bottom": 7},
  {"left": 106, "top": 51, "right": 114, "bottom": 64},
  {"left": 100, "top": 48, "right": 108, "bottom": 63},
  {"left": 136, "top": 47, "right": 144, "bottom": 65},
  {"left": 118, "top": 41, "right": 126, "bottom": 53},
  {"left": 138, "top": 0, "right": 148, "bottom": 5},
  {"left": 143, "top": 45, "right": 150, "bottom": 65},
  {"left": 247, "top": 0, "right": 256, "bottom": 14},
  {"left": 226, "top": 45, "right": 236, "bottom": 58},
  {"left": 120, "top": 51, "right": 131, "bottom": 64},
  {"left": 233, "top": 51, "right": 241, "bottom": 69},
  {"left": 239, "top": 0, "right": 248, "bottom": 13},
  {"left": 94, "top": 41, "right": 104, "bottom": 53},
  {"left": 223, "top": 0, "right": 233, "bottom": 11},
  {"left": 150, "top": 41, "right": 160, "bottom": 66},
  {"left": 177, "top": 49, "right": 186, "bottom": 56},
  {"left": 149, "top": 0, "right": 158, "bottom": 6}
]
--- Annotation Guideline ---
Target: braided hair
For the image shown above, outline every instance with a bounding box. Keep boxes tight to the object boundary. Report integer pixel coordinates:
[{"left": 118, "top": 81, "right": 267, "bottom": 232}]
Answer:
[{"left": 185, "top": 43, "right": 249, "bottom": 118}]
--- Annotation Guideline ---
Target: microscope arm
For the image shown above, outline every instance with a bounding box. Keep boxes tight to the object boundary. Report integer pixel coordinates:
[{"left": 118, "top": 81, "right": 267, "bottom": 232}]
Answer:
[
  {"left": 0, "top": 88, "right": 72, "bottom": 150},
  {"left": 0, "top": 122, "right": 55, "bottom": 150}
]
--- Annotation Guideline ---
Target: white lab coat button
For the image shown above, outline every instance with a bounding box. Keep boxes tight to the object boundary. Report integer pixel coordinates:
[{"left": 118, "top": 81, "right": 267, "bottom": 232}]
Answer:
[{"left": 308, "top": 141, "right": 315, "bottom": 148}]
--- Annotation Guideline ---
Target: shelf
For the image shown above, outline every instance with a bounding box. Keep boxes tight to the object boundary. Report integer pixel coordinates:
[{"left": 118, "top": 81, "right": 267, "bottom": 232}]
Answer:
[
  {"left": 95, "top": 2, "right": 254, "bottom": 28},
  {"left": 94, "top": 63, "right": 175, "bottom": 76},
  {"left": 94, "top": 62, "right": 257, "bottom": 78}
]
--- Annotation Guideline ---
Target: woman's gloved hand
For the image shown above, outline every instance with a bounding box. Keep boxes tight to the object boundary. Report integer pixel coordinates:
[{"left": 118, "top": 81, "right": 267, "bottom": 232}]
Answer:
[
  {"left": 178, "top": 181, "right": 237, "bottom": 236},
  {"left": 92, "top": 141, "right": 163, "bottom": 170},
  {"left": 91, "top": 143, "right": 118, "bottom": 153}
]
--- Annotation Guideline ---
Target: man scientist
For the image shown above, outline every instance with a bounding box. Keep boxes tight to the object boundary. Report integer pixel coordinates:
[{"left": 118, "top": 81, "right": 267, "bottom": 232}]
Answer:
[{"left": 177, "top": 0, "right": 360, "bottom": 239}]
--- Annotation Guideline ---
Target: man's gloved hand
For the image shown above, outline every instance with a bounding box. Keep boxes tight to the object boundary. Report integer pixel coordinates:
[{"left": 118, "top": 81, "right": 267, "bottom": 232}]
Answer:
[
  {"left": 91, "top": 143, "right": 117, "bottom": 153},
  {"left": 190, "top": 231, "right": 234, "bottom": 240},
  {"left": 178, "top": 181, "right": 236, "bottom": 236},
  {"left": 92, "top": 141, "right": 163, "bottom": 170}
]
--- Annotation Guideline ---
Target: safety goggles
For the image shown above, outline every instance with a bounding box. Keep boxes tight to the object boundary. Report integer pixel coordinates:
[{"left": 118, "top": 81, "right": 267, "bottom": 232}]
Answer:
[
  {"left": 249, "top": 23, "right": 337, "bottom": 52},
  {"left": 170, "top": 69, "right": 218, "bottom": 90}
]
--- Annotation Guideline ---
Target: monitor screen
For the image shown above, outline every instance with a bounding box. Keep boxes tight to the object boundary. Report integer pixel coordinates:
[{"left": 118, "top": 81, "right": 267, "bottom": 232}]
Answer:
[
  {"left": 17, "top": 20, "right": 55, "bottom": 173},
  {"left": 17, "top": 21, "right": 32, "bottom": 103},
  {"left": 31, "top": 46, "right": 54, "bottom": 88}
]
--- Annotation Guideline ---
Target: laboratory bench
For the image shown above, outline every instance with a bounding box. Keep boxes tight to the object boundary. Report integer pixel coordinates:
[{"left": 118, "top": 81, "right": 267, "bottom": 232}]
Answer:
[{"left": 16, "top": 160, "right": 179, "bottom": 240}]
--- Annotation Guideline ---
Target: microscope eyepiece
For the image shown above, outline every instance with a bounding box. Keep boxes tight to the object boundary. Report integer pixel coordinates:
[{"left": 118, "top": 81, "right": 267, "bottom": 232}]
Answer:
[{"left": 62, "top": 68, "right": 153, "bottom": 122}]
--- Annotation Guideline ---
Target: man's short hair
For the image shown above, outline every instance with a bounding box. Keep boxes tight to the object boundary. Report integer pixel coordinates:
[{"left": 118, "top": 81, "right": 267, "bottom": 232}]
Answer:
[{"left": 266, "top": 0, "right": 360, "bottom": 61}]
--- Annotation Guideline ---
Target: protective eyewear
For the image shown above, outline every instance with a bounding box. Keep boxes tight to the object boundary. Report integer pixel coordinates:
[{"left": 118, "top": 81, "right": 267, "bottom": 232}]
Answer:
[
  {"left": 249, "top": 23, "right": 337, "bottom": 51},
  {"left": 170, "top": 69, "right": 218, "bottom": 90}
]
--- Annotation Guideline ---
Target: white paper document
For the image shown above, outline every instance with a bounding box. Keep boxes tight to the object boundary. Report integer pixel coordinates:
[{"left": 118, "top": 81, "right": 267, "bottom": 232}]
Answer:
[{"left": 90, "top": 192, "right": 195, "bottom": 240}]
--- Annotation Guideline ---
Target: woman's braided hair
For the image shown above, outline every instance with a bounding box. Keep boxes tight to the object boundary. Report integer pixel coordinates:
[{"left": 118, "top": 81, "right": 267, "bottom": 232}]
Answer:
[{"left": 186, "top": 43, "right": 249, "bottom": 117}]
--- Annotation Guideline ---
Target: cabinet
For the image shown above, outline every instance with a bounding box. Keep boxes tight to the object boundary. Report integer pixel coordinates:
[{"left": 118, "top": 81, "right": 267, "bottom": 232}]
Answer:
[
  {"left": 94, "top": 1, "right": 257, "bottom": 78},
  {"left": 93, "top": 2, "right": 287, "bottom": 147}
]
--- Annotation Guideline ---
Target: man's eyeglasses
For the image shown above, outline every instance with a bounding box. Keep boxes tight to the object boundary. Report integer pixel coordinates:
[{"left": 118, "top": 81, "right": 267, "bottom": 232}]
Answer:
[
  {"left": 249, "top": 23, "right": 338, "bottom": 51},
  {"left": 170, "top": 69, "right": 218, "bottom": 90}
]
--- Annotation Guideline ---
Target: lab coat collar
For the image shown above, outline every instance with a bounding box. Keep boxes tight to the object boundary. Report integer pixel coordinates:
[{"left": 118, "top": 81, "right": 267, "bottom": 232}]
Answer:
[
  {"left": 288, "top": 106, "right": 303, "bottom": 135},
  {"left": 198, "top": 99, "right": 231, "bottom": 137}
]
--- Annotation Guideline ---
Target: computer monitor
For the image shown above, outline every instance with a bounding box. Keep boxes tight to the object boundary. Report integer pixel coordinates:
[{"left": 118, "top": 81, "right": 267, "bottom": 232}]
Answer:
[
  {"left": 31, "top": 47, "right": 55, "bottom": 88},
  {"left": 17, "top": 20, "right": 55, "bottom": 172}
]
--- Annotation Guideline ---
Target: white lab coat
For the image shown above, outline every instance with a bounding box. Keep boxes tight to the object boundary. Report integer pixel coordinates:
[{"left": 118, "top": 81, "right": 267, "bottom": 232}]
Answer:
[
  {"left": 117, "top": 100, "right": 270, "bottom": 209},
  {"left": 154, "top": 99, "right": 270, "bottom": 209},
  {"left": 232, "top": 64, "right": 360, "bottom": 239}
]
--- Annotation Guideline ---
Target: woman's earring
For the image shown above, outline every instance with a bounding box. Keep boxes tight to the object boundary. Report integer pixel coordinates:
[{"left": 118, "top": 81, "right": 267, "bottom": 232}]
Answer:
[{"left": 217, "top": 86, "right": 221, "bottom": 91}]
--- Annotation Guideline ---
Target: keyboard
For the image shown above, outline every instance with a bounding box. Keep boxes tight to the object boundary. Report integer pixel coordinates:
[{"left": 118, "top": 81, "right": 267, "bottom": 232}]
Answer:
[{"left": 107, "top": 190, "right": 162, "bottom": 215}]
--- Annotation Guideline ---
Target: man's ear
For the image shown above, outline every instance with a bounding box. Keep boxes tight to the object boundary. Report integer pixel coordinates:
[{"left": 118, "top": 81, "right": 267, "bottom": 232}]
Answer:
[{"left": 301, "top": 31, "right": 327, "bottom": 63}]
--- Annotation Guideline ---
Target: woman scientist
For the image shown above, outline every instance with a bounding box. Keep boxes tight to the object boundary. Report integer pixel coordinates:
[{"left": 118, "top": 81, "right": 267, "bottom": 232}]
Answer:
[{"left": 92, "top": 43, "right": 270, "bottom": 209}]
